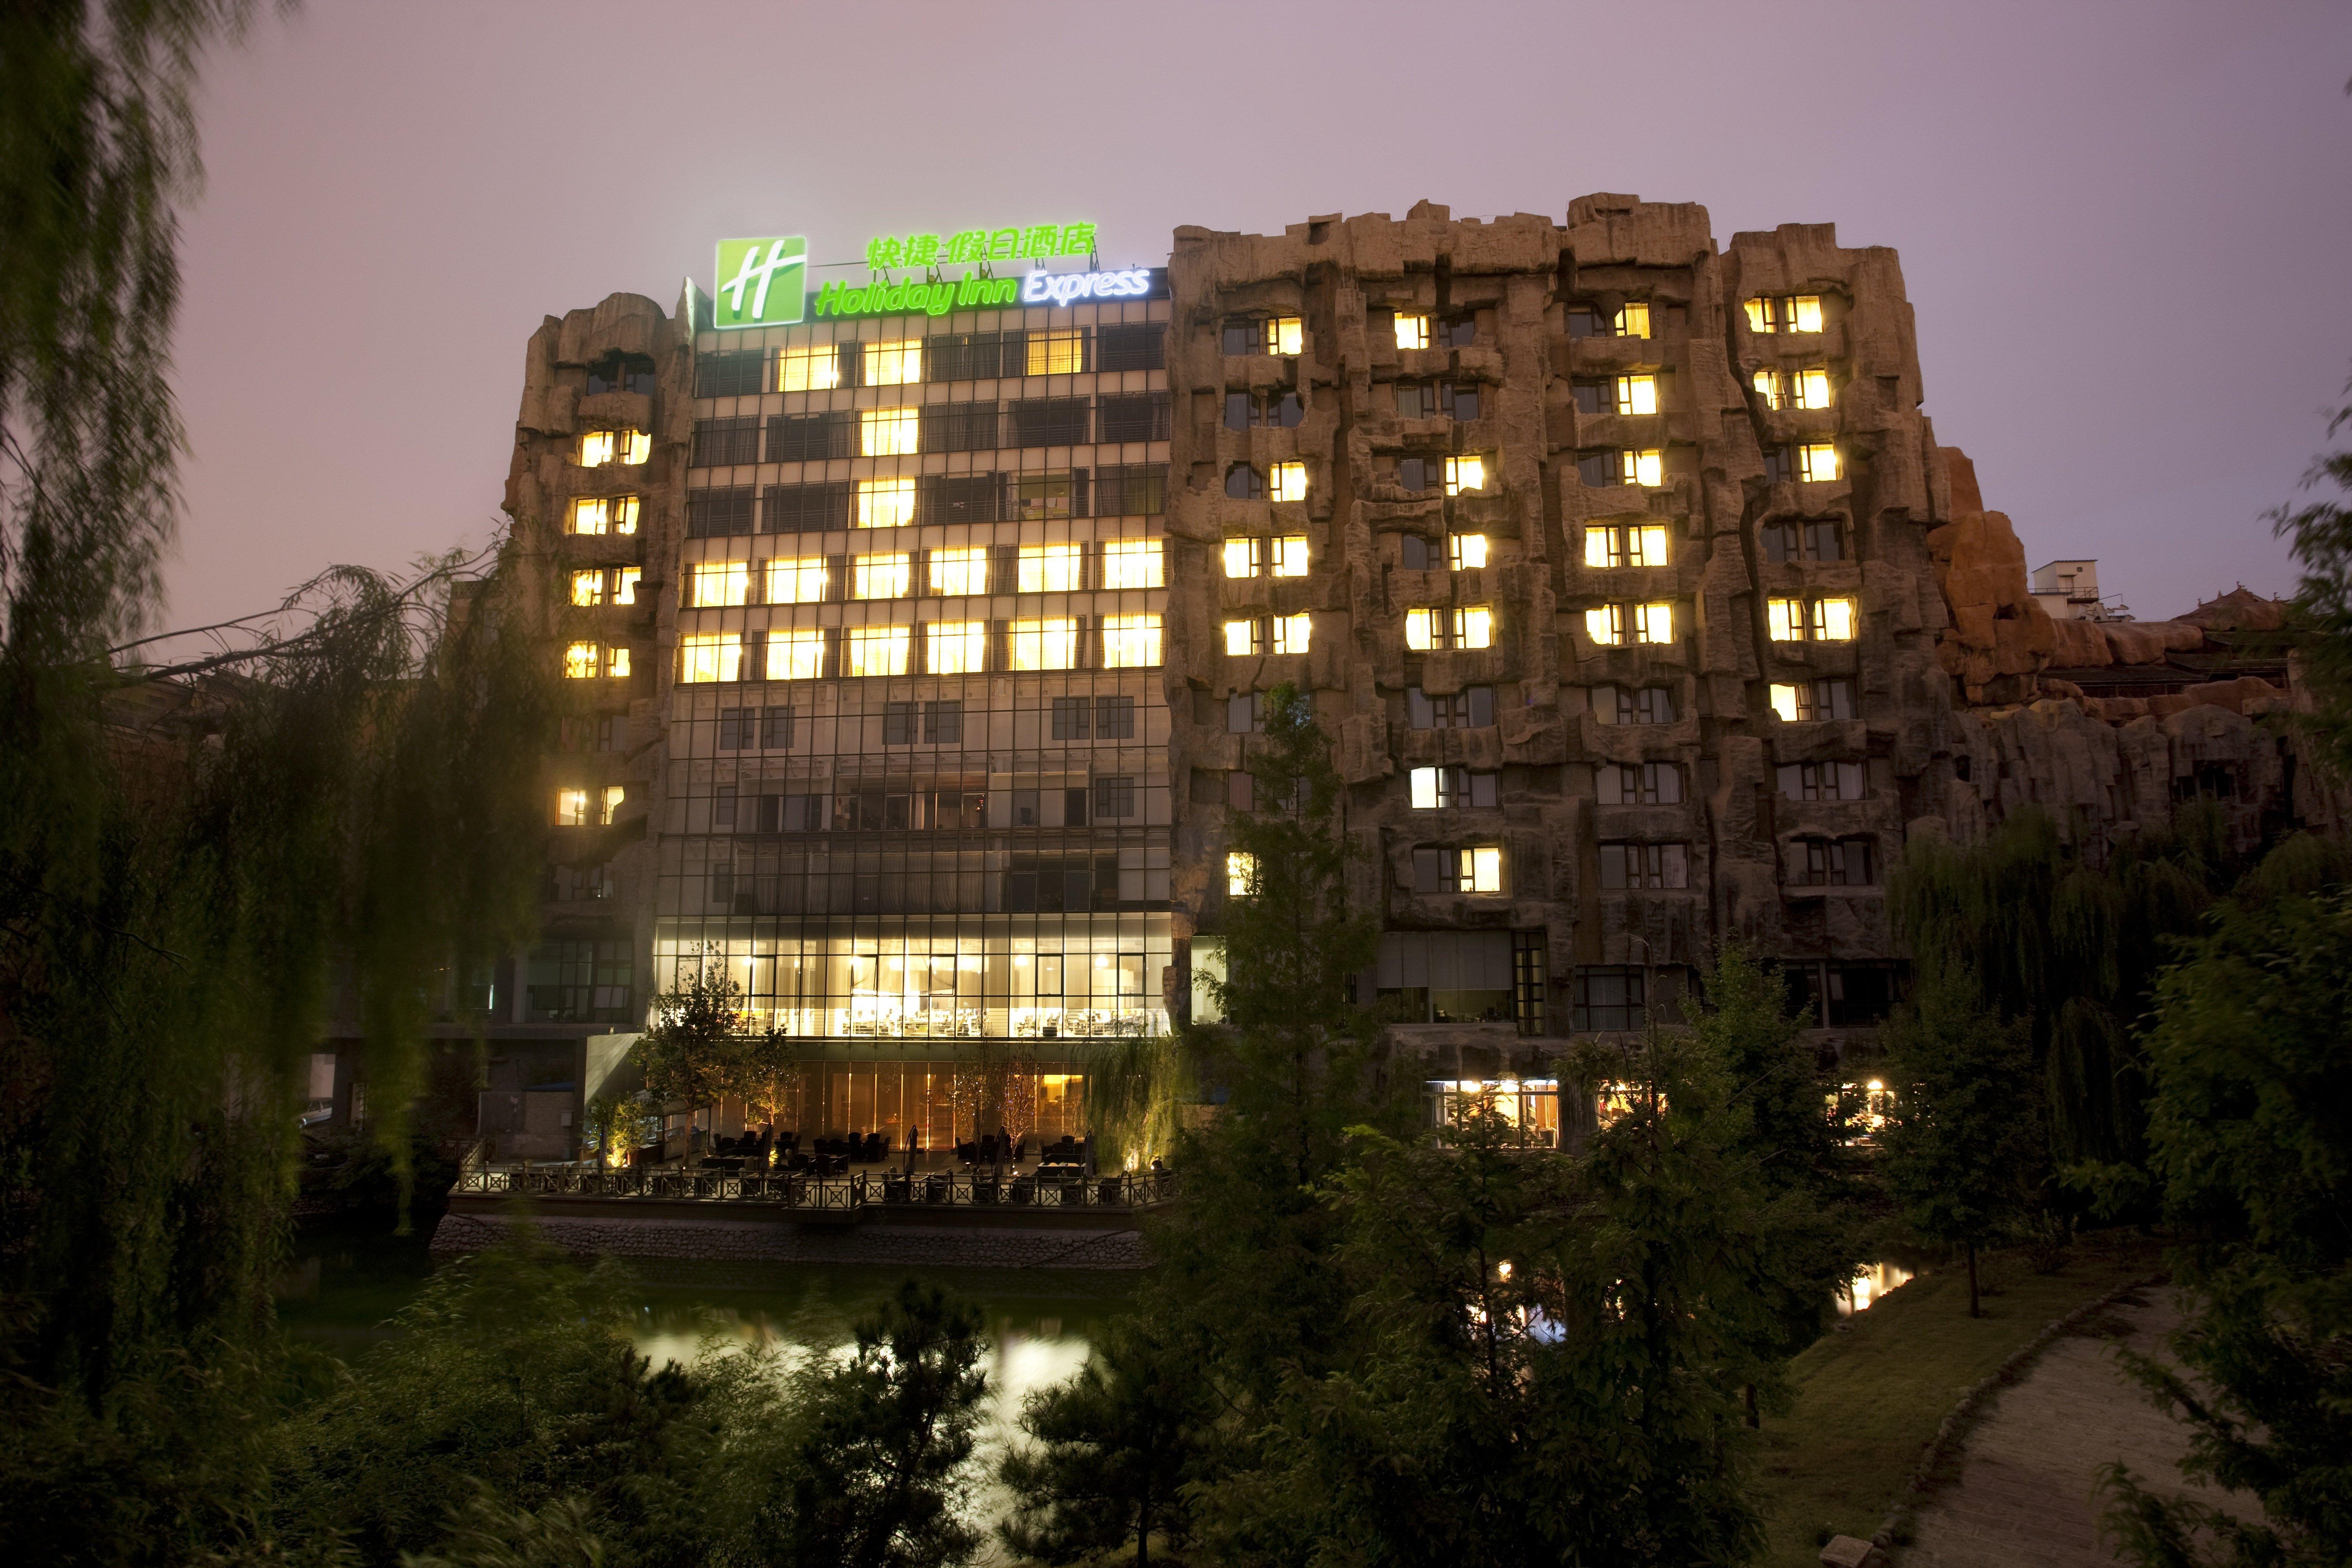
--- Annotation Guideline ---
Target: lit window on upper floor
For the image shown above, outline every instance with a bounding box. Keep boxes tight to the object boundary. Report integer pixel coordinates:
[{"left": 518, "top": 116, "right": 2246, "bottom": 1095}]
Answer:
[
  {"left": 1745, "top": 294, "right": 1824, "bottom": 334},
  {"left": 678, "top": 633, "right": 740, "bottom": 683},
  {"left": 599, "top": 785, "right": 626, "bottom": 825},
  {"left": 1413, "top": 845, "right": 1504, "bottom": 895},
  {"left": 1101, "top": 614, "right": 1163, "bottom": 668},
  {"left": 1566, "top": 302, "right": 1651, "bottom": 339},
  {"left": 1593, "top": 683, "right": 1678, "bottom": 725},
  {"left": 1410, "top": 766, "right": 1500, "bottom": 809},
  {"left": 692, "top": 561, "right": 750, "bottom": 607},
  {"left": 768, "top": 557, "right": 828, "bottom": 604},
  {"left": 1019, "top": 543, "right": 1083, "bottom": 593},
  {"left": 1271, "top": 535, "right": 1309, "bottom": 577},
  {"left": 768, "top": 628, "right": 824, "bottom": 681},
  {"left": 1224, "top": 316, "right": 1304, "bottom": 356},
  {"left": 1584, "top": 601, "right": 1673, "bottom": 647},
  {"left": 568, "top": 495, "right": 638, "bottom": 536},
  {"left": 1269, "top": 462, "right": 1308, "bottom": 503},
  {"left": 614, "top": 569, "right": 640, "bottom": 605},
  {"left": 1443, "top": 455, "right": 1488, "bottom": 496},
  {"left": 1779, "top": 761, "right": 1865, "bottom": 801},
  {"left": 928, "top": 547, "right": 989, "bottom": 596},
  {"left": 1449, "top": 534, "right": 1487, "bottom": 571},
  {"left": 1585, "top": 524, "right": 1670, "bottom": 569},
  {"left": 1227, "top": 851, "right": 1258, "bottom": 896},
  {"left": 846, "top": 625, "right": 911, "bottom": 678},
  {"left": 1769, "top": 677, "right": 1857, "bottom": 722},
  {"left": 1613, "top": 375, "right": 1658, "bottom": 416},
  {"left": 1767, "top": 595, "right": 1856, "bottom": 643},
  {"left": 1597, "top": 762, "right": 1682, "bottom": 805},
  {"left": 1578, "top": 448, "right": 1667, "bottom": 488},
  {"left": 778, "top": 345, "right": 843, "bottom": 392},
  {"left": 1026, "top": 329, "right": 1086, "bottom": 376},
  {"left": 852, "top": 553, "right": 911, "bottom": 600},
  {"left": 578, "top": 429, "right": 650, "bottom": 468},
  {"left": 864, "top": 339, "right": 921, "bottom": 386},
  {"left": 1223, "top": 538, "right": 1260, "bottom": 579},
  {"left": 1223, "top": 618, "right": 1260, "bottom": 656},
  {"left": 1226, "top": 389, "right": 1304, "bottom": 430},
  {"left": 1101, "top": 538, "right": 1163, "bottom": 589},
  {"left": 1009, "top": 618, "right": 1078, "bottom": 670},
  {"left": 1754, "top": 367, "right": 1834, "bottom": 412},
  {"left": 563, "top": 640, "right": 624, "bottom": 679},
  {"left": 1393, "top": 312, "right": 1431, "bottom": 350},
  {"left": 1795, "top": 443, "right": 1839, "bottom": 483},
  {"left": 1271, "top": 612, "right": 1311, "bottom": 656},
  {"left": 857, "top": 477, "right": 916, "bottom": 528},
  {"left": 1812, "top": 597, "right": 1856, "bottom": 640},
  {"left": 1014, "top": 472, "right": 1080, "bottom": 522},
  {"left": 861, "top": 407, "right": 920, "bottom": 456},
  {"left": 1405, "top": 605, "right": 1493, "bottom": 651},
  {"left": 556, "top": 788, "right": 591, "bottom": 826},
  {"left": 926, "top": 620, "right": 988, "bottom": 675},
  {"left": 1761, "top": 520, "right": 1844, "bottom": 562},
  {"left": 570, "top": 570, "right": 603, "bottom": 607}
]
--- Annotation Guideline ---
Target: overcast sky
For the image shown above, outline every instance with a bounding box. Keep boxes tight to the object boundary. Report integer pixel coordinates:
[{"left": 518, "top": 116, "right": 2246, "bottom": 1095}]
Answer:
[{"left": 165, "top": 0, "right": 2352, "bottom": 630}]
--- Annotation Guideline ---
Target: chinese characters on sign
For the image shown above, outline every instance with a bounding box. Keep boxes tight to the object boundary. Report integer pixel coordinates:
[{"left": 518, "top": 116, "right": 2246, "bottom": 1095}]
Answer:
[{"left": 864, "top": 222, "right": 1097, "bottom": 271}]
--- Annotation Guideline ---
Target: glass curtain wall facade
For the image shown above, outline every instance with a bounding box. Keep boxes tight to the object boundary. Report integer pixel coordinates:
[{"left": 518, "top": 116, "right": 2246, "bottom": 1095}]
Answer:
[{"left": 662, "top": 282, "right": 1173, "bottom": 1142}]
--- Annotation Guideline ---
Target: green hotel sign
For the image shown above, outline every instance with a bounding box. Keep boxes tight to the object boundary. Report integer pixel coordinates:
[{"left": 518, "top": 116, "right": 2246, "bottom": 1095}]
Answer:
[
  {"left": 712, "top": 236, "right": 807, "bottom": 330},
  {"left": 864, "top": 222, "right": 1095, "bottom": 270}
]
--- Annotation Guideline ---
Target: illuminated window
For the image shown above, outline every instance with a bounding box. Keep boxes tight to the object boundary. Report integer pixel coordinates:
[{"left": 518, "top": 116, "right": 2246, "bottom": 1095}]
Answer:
[
  {"left": 1795, "top": 443, "right": 1839, "bottom": 483},
  {"left": 1633, "top": 602, "right": 1672, "bottom": 643},
  {"left": 1613, "top": 375, "right": 1658, "bottom": 416},
  {"left": 579, "top": 430, "right": 647, "bottom": 467},
  {"left": 1409, "top": 766, "right": 1500, "bottom": 809},
  {"left": 1769, "top": 678, "right": 1857, "bottom": 722},
  {"left": 1224, "top": 538, "right": 1260, "bottom": 578},
  {"left": 1271, "top": 316, "right": 1304, "bottom": 355},
  {"left": 1443, "top": 455, "right": 1488, "bottom": 496},
  {"left": 570, "top": 570, "right": 603, "bottom": 607},
  {"left": 1272, "top": 612, "right": 1311, "bottom": 655},
  {"left": 578, "top": 431, "right": 614, "bottom": 467},
  {"left": 1753, "top": 368, "right": 1834, "bottom": 411},
  {"left": 1406, "top": 606, "right": 1492, "bottom": 650},
  {"left": 604, "top": 646, "right": 630, "bottom": 678},
  {"left": 1100, "top": 539, "right": 1163, "bottom": 589},
  {"left": 556, "top": 788, "right": 590, "bottom": 826},
  {"left": 767, "top": 628, "right": 824, "bottom": 681},
  {"left": 1449, "top": 534, "right": 1488, "bottom": 571},
  {"left": 1009, "top": 618, "right": 1078, "bottom": 671},
  {"left": 691, "top": 562, "right": 750, "bottom": 607},
  {"left": 1623, "top": 449, "right": 1664, "bottom": 488},
  {"left": 1269, "top": 462, "right": 1308, "bottom": 503},
  {"left": 1586, "top": 606, "right": 1624, "bottom": 647},
  {"left": 1393, "top": 312, "right": 1431, "bottom": 350},
  {"left": 1102, "top": 613, "right": 1163, "bottom": 668},
  {"left": 1026, "top": 330, "right": 1086, "bottom": 376},
  {"left": 1456, "top": 606, "right": 1493, "bottom": 648},
  {"left": 1412, "top": 846, "right": 1504, "bottom": 894},
  {"left": 1224, "top": 619, "right": 1260, "bottom": 656},
  {"left": 1812, "top": 597, "right": 1857, "bottom": 641},
  {"left": 860, "top": 408, "right": 920, "bottom": 456},
  {"left": 846, "top": 625, "right": 910, "bottom": 677},
  {"left": 1405, "top": 609, "right": 1441, "bottom": 650},
  {"left": 599, "top": 785, "right": 626, "bottom": 825},
  {"left": 569, "top": 495, "right": 638, "bottom": 536},
  {"left": 1019, "top": 543, "right": 1083, "bottom": 593},
  {"left": 1271, "top": 536, "right": 1309, "bottom": 577},
  {"left": 1586, "top": 603, "right": 1671, "bottom": 645},
  {"left": 928, "top": 547, "right": 988, "bottom": 596},
  {"left": 1014, "top": 473, "right": 1079, "bottom": 520},
  {"left": 926, "top": 620, "right": 987, "bottom": 675},
  {"left": 1584, "top": 524, "right": 1671, "bottom": 568},
  {"left": 678, "top": 632, "right": 742, "bottom": 684},
  {"left": 853, "top": 553, "right": 910, "bottom": 600},
  {"left": 767, "top": 557, "right": 828, "bottom": 604},
  {"left": 1767, "top": 597, "right": 1804, "bottom": 642},
  {"left": 777, "top": 346, "right": 843, "bottom": 392},
  {"left": 1615, "top": 302, "right": 1651, "bottom": 338},
  {"left": 863, "top": 340, "right": 921, "bottom": 386},
  {"left": 857, "top": 477, "right": 916, "bottom": 528},
  {"left": 1227, "top": 851, "right": 1258, "bottom": 896},
  {"left": 563, "top": 642, "right": 599, "bottom": 679},
  {"left": 1745, "top": 294, "right": 1825, "bottom": 334}
]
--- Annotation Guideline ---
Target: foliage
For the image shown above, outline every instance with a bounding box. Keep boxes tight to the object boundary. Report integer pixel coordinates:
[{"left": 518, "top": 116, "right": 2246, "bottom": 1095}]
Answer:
[
  {"left": 771, "top": 1281, "right": 989, "bottom": 1568},
  {"left": 998, "top": 1314, "right": 1209, "bottom": 1568},
  {"left": 1875, "top": 959, "right": 2043, "bottom": 1317},
  {"left": 1083, "top": 1031, "right": 1190, "bottom": 1172},
  {"left": 2271, "top": 379, "right": 2352, "bottom": 779},
  {"left": 634, "top": 951, "right": 747, "bottom": 1120},
  {"left": 2098, "top": 888, "right": 2352, "bottom": 1568}
]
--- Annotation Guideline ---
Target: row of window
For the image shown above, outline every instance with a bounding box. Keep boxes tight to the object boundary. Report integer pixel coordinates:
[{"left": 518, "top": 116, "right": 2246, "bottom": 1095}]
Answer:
[
  {"left": 705, "top": 695, "right": 1140, "bottom": 753},
  {"left": 1230, "top": 835, "right": 1878, "bottom": 898},
  {"left": 1219, "top": 295, "right": 1818, "bottom": 366},
  {"left": 1217, "top": 678, "right": 1846, "bottom": 732},
  {"left": 1207, "top": 759, "right": 1861, "bottom": 813},
  {"left": 673, "top": 617, "right": 1163, "bottom": 682},
  {"left": 695, "top": 325, "right": 1166, "bottom": 398},
  {"left": 673, "top": 467, "right": 1168, "bottom": 537},
  {"left": 1568, "top": 958, "right": 1900, "bottom": 1034},
  {"left": 693, "top": 394, "right": 1172, "bottom": 467},
  {"left": 699, "top": 779, "right": 1153, "bottom": 833},
  {"left": 681, "top": 540, "right": 1163, "bottom": 606}
]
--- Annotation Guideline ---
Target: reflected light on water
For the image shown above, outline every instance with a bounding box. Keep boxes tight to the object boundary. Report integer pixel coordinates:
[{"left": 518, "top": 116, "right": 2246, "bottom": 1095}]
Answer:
[{"left": 1837, "top": 1261, "right": 1916, "bottom": 1315}]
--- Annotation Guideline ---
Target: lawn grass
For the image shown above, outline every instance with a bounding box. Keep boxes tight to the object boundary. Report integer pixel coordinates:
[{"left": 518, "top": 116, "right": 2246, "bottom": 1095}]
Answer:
[{"left": 1752, "top": 1233, "right": 2166, "bottom": 1568}]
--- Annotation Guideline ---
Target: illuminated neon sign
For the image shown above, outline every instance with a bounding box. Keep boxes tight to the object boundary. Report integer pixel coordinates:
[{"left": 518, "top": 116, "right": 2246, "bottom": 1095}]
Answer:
[
  {"left": 864, "top": 222, "right": 1096, "bottom": 270},
  {"left": 712, "top": 237, "right": 807, "bottom": 330},
  {"left": 1021, "top": 268, "right": 1155, "bottom": 306},
  {"left": 812, "top": 269, "right": 1164, "bottom": 320}
]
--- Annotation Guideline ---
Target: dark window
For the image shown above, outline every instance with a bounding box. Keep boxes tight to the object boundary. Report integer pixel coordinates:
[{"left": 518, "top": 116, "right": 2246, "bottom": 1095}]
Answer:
[
  {"left": 1439, "top": 382, "right": 1480, "bottom": 420},
  {"left": 1564, "top": 308, "right": 1603, "bottom": 340},
  {"left": 589, "top": 352, "right": 658, "bottom": 397},
  {"left": 1190, "top": 769, "right": 1224, "bottom": 805},
  {"left": 1805, "top": 521, "right": 1844, "bottom": 561},
  {"left": 1571, "top": 379, "right": 1609, "bottom": 415},
  {"left": 883, "top": 701, "right": 916, "bottom": 745},
  {"left": 1419, "top": 766, "right": 1499, "bottom": 808},
  {"left": 1784, "top": 679, "right": 1857, "bottom": 722},
  {"left": 1762, "top": 520, "right": 1845, "bottom": 562},
  {"left": 1826, "top": 963, "right": 1900, "bottom": 1026},
  {"left": 1400, "top": 534, "right": 1433, "bottom": 569},
  {"left": 1225, "top": 390, "right": 1303, "bottom": 430},
  {"left": 1596, "top": 762, "right": 1682, "bottom": 805},
  {"left": 1093, "top": 776, "right": 1137, "bottom": 818},
  {"left": 1777, "top": 761, "right": 1865, "bottom": 801},
  {"left": 766, "top": 411, "right": 856, "bottom": 463},
  {"left": 1398, "top": 456, "right": 1434, "bottom": 493},
  {"left": 686, "top": 487, "right": 756, "bottom": 537},
  {"left": 692, "top": 417, "right": 760, "bottom": 468},
  {"left": 694, "top": 350, "right": 764, "bottom": 399},
  {"left": 1011, "top": 397, "right": 1092, "bottom": 446},
  {"left": 1011, "top": 469, "right": 1088, "bottom": 521},
  {"left": 764, "top": 482, "right": 852, "bottom": 533},
  {"left": 916, "top": 474, "right": 1002, "bottom": 525},
  {"left": 1576, "top": 450, "right": 1618, "bottom": 487},
  {"left": 1227, "top": 771, "right": 1254, "bottom": 811},
  {"left": 1572, "top": 967, "right": 1645, "bottom": 1031},
  {"left": 1596, "top": 684, "right": 1678, "bottom": 725},
  {"left": 1096, "top": 322, "right": 1166, "bottom": 373},
  {"left": 1796, "top": 837, "right": 1875, "bottom": 887},
  {"left": 1599, "top": 842, "right": 1690, "bottom": 890},
  {"left": 1393, "top": 383, "right": 1431, "bottom": 419},
  {"left": 919, "top": 402, "right": 1002, "bottom": 454},
  {"left": 1096, "top": 463, "right": 1167, "bottom": 517},
  {"left": 717, "top": 707, "right": 752, "bottom": 750},
  {"left": 1222, "top": 319, "right": 1257, "bottom": 354},
  {"left": 1410, "top": 846, "right": 1499, "bottom": 894},
  {"left": 1763, "top": 446, "right": 1791, "bottom": 485},
  {"left": 1099, "top": 392, "right": 1172, "bottom": 443},
  {"left": 761, "top": 706, "right": 794, "bottom": 749},
  {"left": 524, "top": 939, "right": 633, "bottom": 1025},
  {"left": 1225, "top": 464, "right": 1265, "bottom": 500},
  {"left": 925, "top": 331, "right": 1014, "bottom": 382},
  {"left": 923, "top": 699, "right": 962, "bottom": 743},
  {"left": 1406, "top": 686, "right": 1496, "bottom": 730},
  {"left": 1051, "top": 696, "right": 1091, "bottom": 739},
  {"left": 1437, "top": 315, "right": 1477, "bottom": 348},
  {"left": 1226, "top": 692, "right": 1261, "bottom": 734},
  {"left": 1096, "top": 695, "right": 1137, "bottom": 738},
  {"left": 596, "top": 716, "right": 624, "bottom": 752},
  {"left": 713, "top": 784, "right": 737, "bottom": 828}
]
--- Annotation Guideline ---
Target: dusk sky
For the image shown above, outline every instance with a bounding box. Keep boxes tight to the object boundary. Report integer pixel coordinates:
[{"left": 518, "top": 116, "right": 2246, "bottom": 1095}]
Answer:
[{"left": 167, "top": 0, "right": 2352, "bottom": 631}]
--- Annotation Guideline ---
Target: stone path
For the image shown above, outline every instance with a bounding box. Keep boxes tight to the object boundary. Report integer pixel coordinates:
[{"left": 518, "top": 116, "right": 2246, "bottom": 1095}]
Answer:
[{"left": 1899, "top": 1289, "right": 2249, "bottom": 1567}]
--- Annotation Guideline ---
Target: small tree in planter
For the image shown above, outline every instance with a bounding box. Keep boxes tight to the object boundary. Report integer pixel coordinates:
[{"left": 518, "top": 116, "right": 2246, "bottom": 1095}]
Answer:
[{"left": 636, "top": 948, "right": 748, "bottom": 1160}]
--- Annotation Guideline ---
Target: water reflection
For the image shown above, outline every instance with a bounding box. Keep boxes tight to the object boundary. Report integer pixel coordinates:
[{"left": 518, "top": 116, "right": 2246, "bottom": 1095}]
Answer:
[{"left": 1836, "top": 1260, "right": 1916, "bottom": 1315}]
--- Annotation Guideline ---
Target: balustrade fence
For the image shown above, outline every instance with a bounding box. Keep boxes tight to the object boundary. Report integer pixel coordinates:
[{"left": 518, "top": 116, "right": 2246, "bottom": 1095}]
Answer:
[{"left": 454, "top": 1165, "right": 1175, "bottom": 1212}]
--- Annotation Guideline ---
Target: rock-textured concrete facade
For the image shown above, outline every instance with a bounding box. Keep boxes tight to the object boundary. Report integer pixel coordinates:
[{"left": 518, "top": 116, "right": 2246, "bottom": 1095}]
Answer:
[{"left": 1160, "top": 198, "right": 2330, "bottom": 1063}]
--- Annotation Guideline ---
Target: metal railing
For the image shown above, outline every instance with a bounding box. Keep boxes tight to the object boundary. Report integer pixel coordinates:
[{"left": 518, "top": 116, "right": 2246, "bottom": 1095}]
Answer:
[{"left": 452, "top": 1165, "right": 1177, "bottom": 1212}]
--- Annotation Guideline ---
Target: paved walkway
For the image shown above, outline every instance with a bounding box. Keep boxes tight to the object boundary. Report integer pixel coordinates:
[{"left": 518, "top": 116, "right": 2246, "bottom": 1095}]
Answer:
[{"left": 1901, "top": 1288, "right": 2250, "bottom": 1567}]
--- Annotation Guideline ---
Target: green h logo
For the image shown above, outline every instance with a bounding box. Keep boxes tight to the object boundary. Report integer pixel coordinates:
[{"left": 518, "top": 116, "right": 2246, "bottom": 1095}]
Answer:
[{"left": 714, "top": 237, "right": 806, "bottom": 329}]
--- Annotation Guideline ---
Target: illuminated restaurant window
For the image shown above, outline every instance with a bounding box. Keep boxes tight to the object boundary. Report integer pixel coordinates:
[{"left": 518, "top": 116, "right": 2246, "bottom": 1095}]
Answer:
[
  {"left": 562, "top": 642, "right": 598, "bottom": 679},
  {"left": 857, "top": 477, "right": 916, "bottom": 528},
  {"left": 1100, "top": 538, "right": 1163, "bottom": 589},
  {"left": 691, "top": 561, "right": 750, "bottom": 607},
  {"left": 860, "top": 407, "right": 920, "bottom": 456},
  {"left": 1811, "top": 597, "right": 1857, "bottom": 641},
  {"left": 766, "top": 629, "right": 824, "bottom": 681},
  {"left": 1405, "top": 606, "right": 1493, "bottom": 650},
  {"left": 678, "top": 633, "right": 741, "bottom": 684},
  {"left": 767, "top": 557, "right": 828, "bottom": 604},
  {"left": 845, "top": 625, "right": 910, "bottom": 678},
  {"left": 852, "top": 553, "right": 910, "bottom": 600},
  {"left": 928, "top": 546, "right": 989, "bottom": 596},
  {"left": 925, "top": 620, "right": 988, "bottom": 675},
  {"left": 1614, "top": 301, "right": 1651, "bottom": 338},
  {"left": 1101, "top": 614, "right": 1163, "bottom": 668},
  {"left": 1018, "top": 543, "right": 1083, "bottom": 593},
  {"left": 1585, "top": 602, "right": 1672, "bottom": 646},
  {"left": 1585, "top": 523, "right": 1670, "bottom": 568},
  {"left": 863, "top": 339, "right": 921, "bottom": 386}
]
